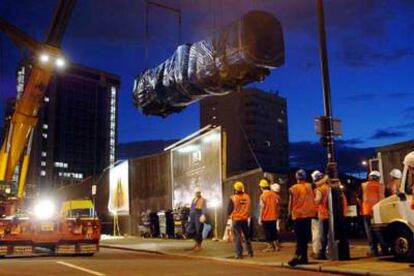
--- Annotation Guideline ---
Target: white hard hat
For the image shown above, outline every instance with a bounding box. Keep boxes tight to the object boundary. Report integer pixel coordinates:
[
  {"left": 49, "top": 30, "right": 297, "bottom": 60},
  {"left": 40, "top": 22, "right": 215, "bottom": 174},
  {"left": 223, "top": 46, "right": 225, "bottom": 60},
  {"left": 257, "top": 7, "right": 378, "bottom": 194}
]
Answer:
[
  {"left": 270, "top": 183, "right": 281, "bottom": 193},
  {"left": 369, "top": 170, "right": 381, "bottom": 179},
  {"left": 311, "top": 170, "right": 324, "bottom": 182},
  {"left": 389, "top": 169, "right": 402, "bottom": 179},
  {"left": 194, "top": 187, "right": 201, "bottom": 194},
  {"left": 404, "top": 151, "right": 414, "bottom": 168}
]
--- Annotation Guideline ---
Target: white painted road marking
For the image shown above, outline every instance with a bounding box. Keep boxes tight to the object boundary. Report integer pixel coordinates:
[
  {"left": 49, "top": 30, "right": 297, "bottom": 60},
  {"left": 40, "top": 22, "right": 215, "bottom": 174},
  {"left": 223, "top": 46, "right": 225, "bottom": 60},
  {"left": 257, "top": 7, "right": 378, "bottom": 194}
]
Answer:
[{"left": 56, "top": 261, "right": 106, "bottom": 276}]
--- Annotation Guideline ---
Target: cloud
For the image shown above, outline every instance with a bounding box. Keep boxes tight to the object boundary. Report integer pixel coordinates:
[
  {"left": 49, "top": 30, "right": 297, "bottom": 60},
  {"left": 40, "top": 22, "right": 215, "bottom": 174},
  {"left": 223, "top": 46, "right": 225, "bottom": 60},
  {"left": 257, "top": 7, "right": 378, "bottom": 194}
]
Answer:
[
  {"left": 290, "top": 141, "right": 375, "bottom": 173},
  {"left": 370, "top": 129, "right": 407, "bottom": 140},
  {"left": 336, "top": 138, "right": 365, "bottom": 146},
  {"left": 393, "top": 122, "right": 414, "bottom": 130},
  {"left": 342, "top": 93, "right": 376, "bottom": 102},
  {"left": 386, "top": 92, "right": 414, "bottom": 98},
  {"left": 341, "top": 47, "right": 414, "bottom": 68},
  {"left": 402, "top": 106, "right": 414, "bottom": 120}
]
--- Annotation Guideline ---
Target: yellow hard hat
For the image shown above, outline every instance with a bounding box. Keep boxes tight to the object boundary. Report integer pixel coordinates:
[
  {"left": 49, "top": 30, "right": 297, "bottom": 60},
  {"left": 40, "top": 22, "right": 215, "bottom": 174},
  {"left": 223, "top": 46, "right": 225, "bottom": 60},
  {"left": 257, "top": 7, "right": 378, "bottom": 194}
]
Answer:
[
  {"left": 233, "top": 181, "right": 244, "bottom": 192},
  {"left": 259, "top": 178, "right": 270, "bottom": 188}
]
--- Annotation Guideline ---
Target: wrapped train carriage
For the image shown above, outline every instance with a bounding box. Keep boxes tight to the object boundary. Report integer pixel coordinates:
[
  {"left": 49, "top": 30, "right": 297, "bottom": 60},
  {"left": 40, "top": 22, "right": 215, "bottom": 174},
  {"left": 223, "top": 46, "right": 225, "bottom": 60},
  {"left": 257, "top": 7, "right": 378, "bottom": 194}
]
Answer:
[{"left": 133, "top": 10, "right": 285, "bottom": 117}]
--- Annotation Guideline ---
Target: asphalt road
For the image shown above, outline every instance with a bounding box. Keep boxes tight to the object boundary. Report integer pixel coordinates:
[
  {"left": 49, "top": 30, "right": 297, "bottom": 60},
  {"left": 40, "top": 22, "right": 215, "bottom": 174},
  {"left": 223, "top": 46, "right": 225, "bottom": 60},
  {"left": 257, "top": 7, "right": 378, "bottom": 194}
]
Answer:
[{"left": 0, "top": 248, "right": 329, "bottom": 276}]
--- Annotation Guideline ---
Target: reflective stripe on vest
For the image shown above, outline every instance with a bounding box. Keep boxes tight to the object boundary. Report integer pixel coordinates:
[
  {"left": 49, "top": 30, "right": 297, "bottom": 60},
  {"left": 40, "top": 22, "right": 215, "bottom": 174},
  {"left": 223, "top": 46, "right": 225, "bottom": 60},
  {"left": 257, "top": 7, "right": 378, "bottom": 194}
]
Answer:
[
  {"left": 231, "top": 193, "right": 251, "bottom": 221},
  {"left": 260, "top": 190, "right": 279, "bottom": 221},
  {"left": 290, "top": 182, "right": 316, "bottom": 220},
  {"left": 361, "top": 180, "right": 384, "bottom": 216},
  {"left": 317, "top": 183, "right": 330, "bottom": 220}
]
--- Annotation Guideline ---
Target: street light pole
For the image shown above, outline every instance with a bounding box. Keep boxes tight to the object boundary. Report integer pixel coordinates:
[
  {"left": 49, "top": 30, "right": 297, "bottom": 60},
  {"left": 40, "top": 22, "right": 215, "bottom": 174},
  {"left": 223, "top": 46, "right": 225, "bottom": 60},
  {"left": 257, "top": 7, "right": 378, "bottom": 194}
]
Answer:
[{"left": 315, "top": 0, "right": 350, "bottom": 260}]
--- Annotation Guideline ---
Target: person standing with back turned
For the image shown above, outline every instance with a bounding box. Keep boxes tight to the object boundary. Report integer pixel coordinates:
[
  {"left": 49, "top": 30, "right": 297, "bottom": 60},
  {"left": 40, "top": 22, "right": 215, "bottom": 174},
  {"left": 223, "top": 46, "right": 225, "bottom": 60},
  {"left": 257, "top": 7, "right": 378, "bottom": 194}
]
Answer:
[
  {"left": 228, "top": 181, "right": 253, "bottom": 259},
  {"left": 288, "top": 169, "right": 316, "bottom": 267}
]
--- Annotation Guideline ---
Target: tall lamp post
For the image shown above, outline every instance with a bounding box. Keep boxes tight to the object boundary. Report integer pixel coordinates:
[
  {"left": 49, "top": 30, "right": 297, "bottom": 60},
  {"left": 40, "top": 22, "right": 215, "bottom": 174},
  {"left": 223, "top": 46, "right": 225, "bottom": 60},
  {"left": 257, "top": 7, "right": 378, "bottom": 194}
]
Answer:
[{"left": 315, "top": 0, "right": 350, "bottom": 260}]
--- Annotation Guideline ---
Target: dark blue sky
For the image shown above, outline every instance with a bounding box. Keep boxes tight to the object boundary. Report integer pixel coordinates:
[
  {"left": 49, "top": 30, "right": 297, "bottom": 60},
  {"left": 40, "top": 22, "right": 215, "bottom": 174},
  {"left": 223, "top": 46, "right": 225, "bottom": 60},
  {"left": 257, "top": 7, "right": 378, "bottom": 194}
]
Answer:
[{"left": 1, "top": 0, "right": 413, "bottom": 148}]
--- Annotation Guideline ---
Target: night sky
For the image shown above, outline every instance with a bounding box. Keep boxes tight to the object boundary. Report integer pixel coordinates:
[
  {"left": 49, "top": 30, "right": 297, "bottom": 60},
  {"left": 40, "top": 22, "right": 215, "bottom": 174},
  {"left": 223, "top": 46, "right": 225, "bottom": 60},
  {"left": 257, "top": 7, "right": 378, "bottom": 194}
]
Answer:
[{"left": 1, "top": 0, "right": 413, "bottom": 150}]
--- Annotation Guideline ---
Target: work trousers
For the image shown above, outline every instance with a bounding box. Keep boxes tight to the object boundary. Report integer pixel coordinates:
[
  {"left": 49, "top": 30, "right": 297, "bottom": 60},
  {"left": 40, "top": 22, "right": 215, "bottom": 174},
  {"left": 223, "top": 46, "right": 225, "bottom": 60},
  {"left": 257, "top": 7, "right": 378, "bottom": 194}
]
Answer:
[
  {"left": 262, "top": 220, "right": 278, "bottom": 243},
  {"left": 190, "top": 211, "right": 204, "bottom": 244},
  {"left": 232, "top": 220, "right": 253, "bottom": 257},
  {"left": 294, "top": 218, "right": 312, "bottom": 262},
  {"left": 311, "top": 218, "right": 321, "bottom": 254},
  {"left": 363, "top": 216, "right": 387, "bottom": 256},
  {"left": 319, "top": 219, "right": 329, "bottom": 257}
]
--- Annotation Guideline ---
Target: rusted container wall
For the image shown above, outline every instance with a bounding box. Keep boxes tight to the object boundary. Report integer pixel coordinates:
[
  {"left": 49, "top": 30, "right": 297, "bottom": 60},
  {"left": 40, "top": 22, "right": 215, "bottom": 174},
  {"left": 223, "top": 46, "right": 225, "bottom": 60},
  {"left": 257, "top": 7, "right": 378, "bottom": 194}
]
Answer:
[{"left": 129, "top": 151, "right": 172, "bottom": 236}]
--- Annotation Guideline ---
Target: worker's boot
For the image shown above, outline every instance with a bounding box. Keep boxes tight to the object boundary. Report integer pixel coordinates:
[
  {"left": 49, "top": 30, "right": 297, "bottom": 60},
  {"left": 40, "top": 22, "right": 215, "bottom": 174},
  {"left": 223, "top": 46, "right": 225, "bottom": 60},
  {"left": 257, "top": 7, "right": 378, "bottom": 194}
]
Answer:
[
  {"left": 275, "top": 241, "right": 281, "bottom": 252},
  {"left": 193, "top": 242, "right": 202, "bottom": 252}
]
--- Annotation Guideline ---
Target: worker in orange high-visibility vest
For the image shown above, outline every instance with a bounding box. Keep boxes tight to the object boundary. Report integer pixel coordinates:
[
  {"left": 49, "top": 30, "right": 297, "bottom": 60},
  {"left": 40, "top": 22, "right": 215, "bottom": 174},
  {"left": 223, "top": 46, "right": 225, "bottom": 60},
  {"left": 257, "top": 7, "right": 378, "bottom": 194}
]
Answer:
[
  {"left": 228, "top": 181, "right": 253, "bottom": 259},
  {"left": 288, "top": 169, "right": 316, "bottom": 267},
  {"left": 258, "top": 178, "right": 280, "bottom": 252},
  {"left": 361, "top": 171, "right": 385, "bottom": 256},
  {"left": 314, "top": 173, "right": 330, "bottom": 260},
  {"left": 310, "top": 170, "right": 323, "bottom": 259}
]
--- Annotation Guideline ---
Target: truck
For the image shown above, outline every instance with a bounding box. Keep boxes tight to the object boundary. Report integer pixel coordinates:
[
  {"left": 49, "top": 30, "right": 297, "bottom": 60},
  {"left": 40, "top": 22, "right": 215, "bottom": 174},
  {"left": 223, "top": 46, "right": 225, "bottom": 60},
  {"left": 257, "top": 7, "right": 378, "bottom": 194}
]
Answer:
[
  {"left": 371, "top": 151, "right": 414, "bottom": 259},
  {"left": 0, "top": 0, "right": 100, "bottom": 257}
]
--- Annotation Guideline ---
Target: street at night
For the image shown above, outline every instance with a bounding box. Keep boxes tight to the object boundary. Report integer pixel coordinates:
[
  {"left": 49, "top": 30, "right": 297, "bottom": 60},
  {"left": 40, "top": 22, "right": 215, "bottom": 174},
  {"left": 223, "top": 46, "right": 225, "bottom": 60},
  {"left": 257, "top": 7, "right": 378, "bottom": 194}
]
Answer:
[
  {"left": 0, "top": 248, "right": 327, "bottom": 276},
  {"left": 1, "top": 0, "right": 414, "bottom": 275}
]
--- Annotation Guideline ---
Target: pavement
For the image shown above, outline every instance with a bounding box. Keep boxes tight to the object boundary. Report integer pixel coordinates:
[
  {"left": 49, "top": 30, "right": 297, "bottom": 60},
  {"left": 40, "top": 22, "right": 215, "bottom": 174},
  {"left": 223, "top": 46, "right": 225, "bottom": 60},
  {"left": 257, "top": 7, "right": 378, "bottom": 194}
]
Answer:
[
  {"left": 100, "top": 236, "right": 414, "bottom": 276},
  {"left": 0, "top": 247, "right": 326, "bottom": 276}
]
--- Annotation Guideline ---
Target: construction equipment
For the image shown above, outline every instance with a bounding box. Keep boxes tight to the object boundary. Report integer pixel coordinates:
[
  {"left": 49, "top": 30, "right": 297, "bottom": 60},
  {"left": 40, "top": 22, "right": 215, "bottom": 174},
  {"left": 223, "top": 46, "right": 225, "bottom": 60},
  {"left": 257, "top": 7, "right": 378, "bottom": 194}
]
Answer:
[
  {"left": 371, "top": 151, "right": 414, "bottom": 259},
  {"left": 0, "top": 0, "right": 100, "bottom": 257}
]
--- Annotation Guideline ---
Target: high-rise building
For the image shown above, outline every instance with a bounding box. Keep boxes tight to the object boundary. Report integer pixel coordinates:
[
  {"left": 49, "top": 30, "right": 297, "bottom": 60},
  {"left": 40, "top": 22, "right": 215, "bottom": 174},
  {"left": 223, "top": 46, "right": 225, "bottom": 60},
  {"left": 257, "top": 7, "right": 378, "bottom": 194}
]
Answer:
[
  {"left": 22, "top": 63, "right": 120, "bottom": 192},
  {"left": 200, "top": 88, "right": 289, "bottom": 175}
]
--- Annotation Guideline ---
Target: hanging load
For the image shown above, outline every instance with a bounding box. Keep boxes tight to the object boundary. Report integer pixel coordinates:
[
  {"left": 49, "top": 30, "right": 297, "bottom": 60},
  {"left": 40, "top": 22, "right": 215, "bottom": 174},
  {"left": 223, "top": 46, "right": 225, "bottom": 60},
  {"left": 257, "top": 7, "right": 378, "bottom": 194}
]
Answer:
[{"left": 133, "top": 10, "right": 285, "bottom": 117}]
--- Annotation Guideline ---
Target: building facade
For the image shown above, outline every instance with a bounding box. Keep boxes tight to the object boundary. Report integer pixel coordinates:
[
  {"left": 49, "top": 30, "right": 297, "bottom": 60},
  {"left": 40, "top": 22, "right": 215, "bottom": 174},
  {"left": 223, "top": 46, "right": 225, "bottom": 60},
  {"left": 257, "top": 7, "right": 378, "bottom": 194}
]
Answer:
[
  {"left": 200, "top": 88, "right": 289, "bottom": 175},
  {"left": 23, "top": 63, "right": 120, "bottom": 193}
]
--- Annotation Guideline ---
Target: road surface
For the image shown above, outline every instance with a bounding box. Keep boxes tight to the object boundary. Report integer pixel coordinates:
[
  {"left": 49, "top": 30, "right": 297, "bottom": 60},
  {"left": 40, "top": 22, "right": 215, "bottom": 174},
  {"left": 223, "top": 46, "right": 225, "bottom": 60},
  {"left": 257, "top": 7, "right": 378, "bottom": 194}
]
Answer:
[{"left": 0, "top": 247, "right": 329, "bottom": 275}]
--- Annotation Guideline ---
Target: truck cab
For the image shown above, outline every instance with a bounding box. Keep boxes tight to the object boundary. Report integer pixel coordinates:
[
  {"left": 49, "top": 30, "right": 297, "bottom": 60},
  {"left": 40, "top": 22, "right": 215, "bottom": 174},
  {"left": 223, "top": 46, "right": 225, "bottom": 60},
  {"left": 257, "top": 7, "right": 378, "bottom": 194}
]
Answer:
[{"left": 372, "top": 151, "right": 414, "bottom": 259}]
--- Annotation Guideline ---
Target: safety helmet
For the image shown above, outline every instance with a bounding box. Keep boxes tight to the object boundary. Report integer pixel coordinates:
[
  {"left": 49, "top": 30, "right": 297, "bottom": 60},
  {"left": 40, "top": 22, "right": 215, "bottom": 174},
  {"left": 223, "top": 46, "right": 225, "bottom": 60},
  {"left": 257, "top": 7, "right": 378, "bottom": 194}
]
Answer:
[
  {"left": 404, "top": 151, "right": 414, "bottom": 168},
  {"left": 368, "top": 170, "right": 381, "bottom": 180},
  {"left": 295, "top": 169, "right": 307, "bottom": 181},
  {"left": 233, "top": 181, "right": 244, "bottom": 192},
  {"left": 311, "top": 170, "right": 324, "bottom": 182},
  {"left": 194, "top": 187, "right": 201, "bottom": 194},
  {"left": 259, "top": 178, "right": 270, "bottom": 188},
  {"left": 389, "top": 169, "right": 402, "bottom": 179},
  {"left": 270, "top": 183, "right": 281, "bottom": 193}
]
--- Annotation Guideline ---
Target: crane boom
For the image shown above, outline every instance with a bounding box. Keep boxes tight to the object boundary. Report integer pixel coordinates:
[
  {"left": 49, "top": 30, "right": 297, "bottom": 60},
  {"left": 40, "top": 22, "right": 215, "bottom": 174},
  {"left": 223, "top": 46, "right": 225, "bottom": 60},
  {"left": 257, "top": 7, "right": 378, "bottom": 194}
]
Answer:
[{"left": 0, "top": 0, "right": 76, "bottom": 198}]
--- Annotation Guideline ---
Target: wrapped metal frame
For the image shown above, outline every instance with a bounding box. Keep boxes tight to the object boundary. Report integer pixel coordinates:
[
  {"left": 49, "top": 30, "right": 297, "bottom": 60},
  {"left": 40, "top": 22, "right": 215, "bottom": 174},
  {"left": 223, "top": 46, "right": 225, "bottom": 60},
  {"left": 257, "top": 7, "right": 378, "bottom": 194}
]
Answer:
[{"left": 133, "top": 10, "right": 285, "bottom": 117}]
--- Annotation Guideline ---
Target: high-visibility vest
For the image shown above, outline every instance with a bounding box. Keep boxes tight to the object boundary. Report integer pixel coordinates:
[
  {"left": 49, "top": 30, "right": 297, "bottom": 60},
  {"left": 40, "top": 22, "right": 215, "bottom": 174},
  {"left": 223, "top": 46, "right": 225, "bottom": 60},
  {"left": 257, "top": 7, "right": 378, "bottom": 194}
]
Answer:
[
  {"left": 361, "top": 180, "right": 384, "bottom": 216},
  {"left": 191, "top": 196, "right": 206, "bottom": 211},
  {"left": 290, "top": 182, "right": 316, "bottom": 220},
  {"left": 260, "top": 190, "right": 279, "bottom": 221},
  {"left": 231, "top": 193, "right": 251, "bottom": 221},
  {"left": 316, "top": 183, "right": 330, "bottom": 220}
]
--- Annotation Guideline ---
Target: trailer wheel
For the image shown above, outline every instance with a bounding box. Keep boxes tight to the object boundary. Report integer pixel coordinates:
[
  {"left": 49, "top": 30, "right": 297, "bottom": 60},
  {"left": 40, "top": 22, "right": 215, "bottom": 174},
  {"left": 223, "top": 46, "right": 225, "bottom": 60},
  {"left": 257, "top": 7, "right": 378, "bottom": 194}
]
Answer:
[{"left": 392, "top": 228, "right": 414, "bottom": 260}]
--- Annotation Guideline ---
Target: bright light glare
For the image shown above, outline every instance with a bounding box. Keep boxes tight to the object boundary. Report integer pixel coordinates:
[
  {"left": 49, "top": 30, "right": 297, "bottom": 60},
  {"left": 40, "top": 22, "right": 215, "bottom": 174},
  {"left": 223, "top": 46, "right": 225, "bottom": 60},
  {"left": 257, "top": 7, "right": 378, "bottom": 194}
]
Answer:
[
  {"left": 177, "top": 145, "right": 199, "bottom": 153},
  {"left": 210, "top": 199, "right": 220, "bottom": 208},
  {"left": 34, "top": 200, "right": 55, "bottom": 220},
  {"left": 55, "top": 57, "right": 66, "bottom": 68},
  {"left": 39, "top": 54, "right": 50, "bottom": 63}
]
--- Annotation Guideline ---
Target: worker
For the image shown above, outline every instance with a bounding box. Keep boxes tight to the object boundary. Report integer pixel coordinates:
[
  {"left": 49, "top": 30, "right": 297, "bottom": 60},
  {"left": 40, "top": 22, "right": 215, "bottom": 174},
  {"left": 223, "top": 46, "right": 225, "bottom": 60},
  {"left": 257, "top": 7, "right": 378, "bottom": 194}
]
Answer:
[
  {"left": 310, "top": 170, "right": 323, "bottom": 259},
  {"left": 361, "top": 171, "right": 385, "bottom": 256},
  {"left": 314, "top": 172, "right": 330, "bottom": 260},
  {"left": 228, "top": 181, "right": 253, "bottom": 259},
  {"left": 389, "top": 169, "right": 402, "bottom": 195},
  {"left": 258, "top": 178, "right": 279, "bottom": 252},
  {"left": 288, "top": 169, "right": 316, "bottom": 267},
  {"left": 189, "top": 187, "right": 207, "bottom": 251},
  {"left": 270, "top": 182, "right": 282, "bottom": 249}
]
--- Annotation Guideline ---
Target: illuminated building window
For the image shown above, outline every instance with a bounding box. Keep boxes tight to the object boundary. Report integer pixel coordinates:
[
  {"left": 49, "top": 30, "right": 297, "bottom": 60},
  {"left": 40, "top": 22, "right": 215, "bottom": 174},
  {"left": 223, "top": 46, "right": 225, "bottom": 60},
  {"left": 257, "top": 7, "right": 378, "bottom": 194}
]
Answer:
[
  {"left": 44, "top": 97, "right": 50, "bottom": 102},
  {"left": 42, "top": 133, "right": 48, "bottom": 139},
  {"left": 109, "top": 86, "right": 117, "bottom": 165},
  {"left": 41, "top": 161, "right": 46, "bottom": 167},
  {"left": 43, "top": 124, "right": 48, "bottom": 129},
  {"left": 40, "top": 170, "right": 46, "bottom": 176},
  {"left": 41, "top": 151, "right": 47, "bottom": 157}
]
